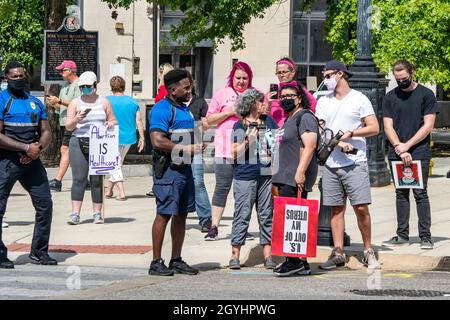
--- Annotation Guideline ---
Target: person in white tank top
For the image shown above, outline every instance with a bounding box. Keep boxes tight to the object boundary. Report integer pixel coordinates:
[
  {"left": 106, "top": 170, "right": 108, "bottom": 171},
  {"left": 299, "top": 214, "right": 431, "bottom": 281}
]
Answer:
[{"left": 65, "top": 71, "right": 117, "bottom": 225}]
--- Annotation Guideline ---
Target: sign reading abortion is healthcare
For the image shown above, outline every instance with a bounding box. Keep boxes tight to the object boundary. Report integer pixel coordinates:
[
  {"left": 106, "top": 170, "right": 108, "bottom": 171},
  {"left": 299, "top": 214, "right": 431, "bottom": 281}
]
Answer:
[{"left": 89, "top": 125, "right": 119, "bottom": 175}]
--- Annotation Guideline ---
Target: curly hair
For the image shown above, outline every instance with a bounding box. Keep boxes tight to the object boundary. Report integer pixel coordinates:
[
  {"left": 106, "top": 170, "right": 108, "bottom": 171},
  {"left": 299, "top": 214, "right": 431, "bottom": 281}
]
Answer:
[{"left": 235, "top": 88, "right": 264, "bottom": 118}]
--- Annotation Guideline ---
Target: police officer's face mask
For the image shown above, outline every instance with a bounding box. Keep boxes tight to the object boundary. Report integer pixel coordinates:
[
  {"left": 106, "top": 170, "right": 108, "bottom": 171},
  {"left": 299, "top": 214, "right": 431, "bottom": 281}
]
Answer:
[{"left": 8, "top": 78, "right": 26, "bottom": 93}]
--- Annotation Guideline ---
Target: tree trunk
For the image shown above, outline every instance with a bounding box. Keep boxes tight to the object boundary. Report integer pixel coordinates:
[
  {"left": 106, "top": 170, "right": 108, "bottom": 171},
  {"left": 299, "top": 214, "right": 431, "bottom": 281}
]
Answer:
[{"left": 41, "top": 0, "right": 66, "bottom": 163}]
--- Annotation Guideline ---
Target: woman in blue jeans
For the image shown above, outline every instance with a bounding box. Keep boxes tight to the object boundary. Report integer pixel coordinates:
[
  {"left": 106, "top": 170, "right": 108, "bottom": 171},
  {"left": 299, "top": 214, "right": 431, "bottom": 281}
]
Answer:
[{"left": 186, "top": 78, "right": 212, "bottom": 232}]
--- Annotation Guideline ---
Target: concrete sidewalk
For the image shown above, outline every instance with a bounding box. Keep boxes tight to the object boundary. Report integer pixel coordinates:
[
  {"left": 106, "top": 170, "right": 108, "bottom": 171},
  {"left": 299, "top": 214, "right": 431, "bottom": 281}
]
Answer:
[{"left": 3, "top": 158, "right": 450, "bottom": 272}]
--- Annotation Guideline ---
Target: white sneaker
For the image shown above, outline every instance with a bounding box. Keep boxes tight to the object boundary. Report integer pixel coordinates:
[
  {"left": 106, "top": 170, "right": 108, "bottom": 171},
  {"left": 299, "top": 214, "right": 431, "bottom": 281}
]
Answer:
[
  {"left": 93, "top": 212, "right": 104, "bottom": 224},
  {"left": 2, "top": 221, "right": 8, "bottom": 228},
  {"left": 362, "top": 249, "right": 381, "bottom": 269},
  {"left": 67, "top": 213, "right": 80, "bottom": 225}
]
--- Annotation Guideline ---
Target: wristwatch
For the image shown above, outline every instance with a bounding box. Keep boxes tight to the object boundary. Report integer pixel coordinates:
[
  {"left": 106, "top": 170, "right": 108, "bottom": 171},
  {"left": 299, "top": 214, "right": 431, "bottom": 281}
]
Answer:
[
  {"left": 349, "top": 130, "right": 354, "bottom": 138},
  {"left": 38, "top": 144, "right": 44, "bottom": 151}
]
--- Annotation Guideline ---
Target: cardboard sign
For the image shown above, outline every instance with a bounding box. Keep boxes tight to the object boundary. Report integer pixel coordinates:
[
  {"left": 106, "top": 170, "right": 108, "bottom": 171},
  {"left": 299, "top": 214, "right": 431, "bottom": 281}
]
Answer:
[
  {"left": 272, "top": 196, "right": 319, "bottom": 258},
  {"left": 391, "top": 160, "right": 424, "bottom": 189},
  {"left": 89, "top": 125, "right": 120, "bottom": 175}
]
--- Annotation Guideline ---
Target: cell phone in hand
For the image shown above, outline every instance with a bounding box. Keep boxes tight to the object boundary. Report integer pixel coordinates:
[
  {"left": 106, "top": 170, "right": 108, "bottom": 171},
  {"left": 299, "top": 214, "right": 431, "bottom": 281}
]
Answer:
[
  {"left": 342, "top": 148, "right": 359, "bottom": 155},
  {"left": 83, "top": 108, "right": 92, "bottom": 115},
  {"left": 270, "top": 83, "right": 279, "bottom": 99}
]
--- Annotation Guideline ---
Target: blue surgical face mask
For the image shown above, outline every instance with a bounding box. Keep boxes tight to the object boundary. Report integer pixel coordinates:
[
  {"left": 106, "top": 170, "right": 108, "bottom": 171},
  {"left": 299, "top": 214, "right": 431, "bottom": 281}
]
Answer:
[
  {"left": 80, "top": 86, "right": 94, "bottom": 96},
  {"left": 0, "top": 82, "right": 7, "bottom": 91}
]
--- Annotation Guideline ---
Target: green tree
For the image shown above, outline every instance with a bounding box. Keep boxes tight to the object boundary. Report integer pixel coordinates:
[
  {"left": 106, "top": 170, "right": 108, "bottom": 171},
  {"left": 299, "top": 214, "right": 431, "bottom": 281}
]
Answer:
[
  {"left": 102, "top": 0, "right": 279, "bottom": 51},
  {"left": 326, "top": 0, "right": 450, "bottom": 89},
  {"left": 0, "top": 0, "right": 45, "bottom": 68}
]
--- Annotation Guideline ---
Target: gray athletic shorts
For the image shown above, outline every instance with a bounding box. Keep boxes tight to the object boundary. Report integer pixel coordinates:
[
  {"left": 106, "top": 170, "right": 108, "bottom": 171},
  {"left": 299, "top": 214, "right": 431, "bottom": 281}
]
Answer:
[{"left": 322, "top": 161, "right": 371, "bottom": 206}]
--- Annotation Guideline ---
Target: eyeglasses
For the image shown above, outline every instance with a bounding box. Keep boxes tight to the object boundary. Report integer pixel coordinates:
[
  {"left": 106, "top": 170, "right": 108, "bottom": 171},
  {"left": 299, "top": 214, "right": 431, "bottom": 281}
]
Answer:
[
  {"left": 279, "top": 94, "right": 298, "bottom": 100},
  {"left": 323, "top": 71, "right": 338, "bottom": 79},
  {"left": 275, "top": 70, "right": 292, "bottom": 76}
]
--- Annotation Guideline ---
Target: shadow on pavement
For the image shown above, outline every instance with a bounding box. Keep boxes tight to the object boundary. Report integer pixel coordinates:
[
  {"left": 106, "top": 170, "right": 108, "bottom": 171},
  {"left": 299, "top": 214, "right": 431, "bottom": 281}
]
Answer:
[
  {"left": 81, "top": 217, "right": 136, "bottom": 224},
  {"left": 13, "top": 252, "right": 77, "bottom": 265},
  {"left": 4, "top": 221, "right": 34, "bottom": 226}
]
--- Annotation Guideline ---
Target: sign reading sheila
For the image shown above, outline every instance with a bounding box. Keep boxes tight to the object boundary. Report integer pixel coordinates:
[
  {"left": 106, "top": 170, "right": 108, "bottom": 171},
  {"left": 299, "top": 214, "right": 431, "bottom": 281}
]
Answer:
[{"left": 89, "top": 125, "right": 120, "bottom": 175}]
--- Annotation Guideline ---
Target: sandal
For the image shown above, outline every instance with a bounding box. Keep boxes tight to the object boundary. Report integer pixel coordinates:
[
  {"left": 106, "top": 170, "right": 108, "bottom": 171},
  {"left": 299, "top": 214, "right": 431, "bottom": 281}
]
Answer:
[
  {"left": 105, "top": 192, "right": 114, "bottom": 199},
  {"left": 116, "top": 197, "right": 127, "bottom": 201}
]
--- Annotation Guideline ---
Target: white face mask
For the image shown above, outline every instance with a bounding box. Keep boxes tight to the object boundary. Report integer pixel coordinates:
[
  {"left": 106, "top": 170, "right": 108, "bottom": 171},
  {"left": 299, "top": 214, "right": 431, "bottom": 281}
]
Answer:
[{"left": 324, "top": 78, "right": 338, "bottom": 91}]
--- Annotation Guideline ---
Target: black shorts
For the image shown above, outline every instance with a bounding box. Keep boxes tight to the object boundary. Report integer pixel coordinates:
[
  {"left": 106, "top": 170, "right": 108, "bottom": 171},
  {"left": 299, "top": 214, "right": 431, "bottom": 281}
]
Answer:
[{"left": 60, "top": 127, "right": 73, "bottom": 147}]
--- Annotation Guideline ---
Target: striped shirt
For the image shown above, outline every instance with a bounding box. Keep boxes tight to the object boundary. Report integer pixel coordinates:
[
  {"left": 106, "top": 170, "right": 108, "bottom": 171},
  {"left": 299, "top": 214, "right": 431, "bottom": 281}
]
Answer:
[{"left": 74, "top": 96, "right": 107, "bottom": 138}]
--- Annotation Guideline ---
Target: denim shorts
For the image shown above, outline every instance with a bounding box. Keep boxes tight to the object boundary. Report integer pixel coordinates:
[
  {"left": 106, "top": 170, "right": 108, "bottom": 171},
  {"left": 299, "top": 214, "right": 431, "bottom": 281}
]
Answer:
[{"left": 152, "top": 165, "right": 195, "bottom": 215}]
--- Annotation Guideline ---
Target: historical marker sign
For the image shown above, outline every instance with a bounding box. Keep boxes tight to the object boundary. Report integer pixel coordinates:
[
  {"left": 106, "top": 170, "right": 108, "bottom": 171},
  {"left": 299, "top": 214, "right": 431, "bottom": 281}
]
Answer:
[{"left": 43, "top": 19, "right": 98, "bottom": 84}]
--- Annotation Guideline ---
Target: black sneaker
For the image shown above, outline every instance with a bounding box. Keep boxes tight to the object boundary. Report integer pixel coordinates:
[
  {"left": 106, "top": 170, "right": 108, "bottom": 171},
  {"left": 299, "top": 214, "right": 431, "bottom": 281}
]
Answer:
[
  {"left": 204, "top": 225, "right": 218, "bottom": 241},
  {"left": 48, "top": 179, "right": 62, "bottom": 192},
  {"left": 273, "top": 258, "right": 308, "bottom": 277},
  {"left": 0, "top": 255, "right": 14, "bottom": 269},
  {"left": 169, "top": 258, "right": 199, "bottom": 275},
  {"left": 200, "top": 219, "right": 212, "bottom": 233},
  {"left": 148, "top": 258, "right": 174, "bottom": 276},
  {"left": 29, "top": 251, "right": 58, "bottom": 265}
]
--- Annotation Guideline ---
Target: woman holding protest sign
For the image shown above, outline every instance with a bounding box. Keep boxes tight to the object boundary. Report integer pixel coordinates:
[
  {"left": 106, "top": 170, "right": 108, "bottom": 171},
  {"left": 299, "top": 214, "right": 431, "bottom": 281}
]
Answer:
[
  {"left": 266, "top": 57, "right": 317, "bottom": 126},
  {"left": 65, "top": 71, "right": 117, "bottom": 225},
  {"left": 106, "top": 76, "right": 145, "bottom": 201},
  {"left": 271, "top": 81, "right": 319, "bottom": 277}
]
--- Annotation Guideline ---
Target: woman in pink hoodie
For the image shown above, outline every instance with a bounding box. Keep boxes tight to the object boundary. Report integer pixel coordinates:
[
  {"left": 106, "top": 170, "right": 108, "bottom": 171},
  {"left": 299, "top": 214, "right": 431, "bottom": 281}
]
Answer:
[
  {"left": 204, "top": 61, "right": 254, "bottom": 241},
  {"left": 266, "top": 57, "right": 317, "bottom": 127}
]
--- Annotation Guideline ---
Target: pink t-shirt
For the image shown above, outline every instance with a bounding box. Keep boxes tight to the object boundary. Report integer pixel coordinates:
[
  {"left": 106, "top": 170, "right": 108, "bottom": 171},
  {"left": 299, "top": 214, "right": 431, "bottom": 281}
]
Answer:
[
  {"left": 207, "top": 87, "right": 240, "bottom": 159},
  {"left": 266, "top": 85, "right": 317, "bottom": 127}
]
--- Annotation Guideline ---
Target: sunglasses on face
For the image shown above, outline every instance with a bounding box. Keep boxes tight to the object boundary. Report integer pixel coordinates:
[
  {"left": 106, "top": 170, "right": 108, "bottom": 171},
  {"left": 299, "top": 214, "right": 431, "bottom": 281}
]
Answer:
[
  {"left": 323, "top": 71, "right": 339, "bottom": 79},
  {"left": 279, "top": 94, "right": 298, "bottom": 100},
  {"left": 275, "top": 70, "right": 291, "bottom": 76},
  {"left": 80, "top": 85, "right": 93, "bottom": 89}
]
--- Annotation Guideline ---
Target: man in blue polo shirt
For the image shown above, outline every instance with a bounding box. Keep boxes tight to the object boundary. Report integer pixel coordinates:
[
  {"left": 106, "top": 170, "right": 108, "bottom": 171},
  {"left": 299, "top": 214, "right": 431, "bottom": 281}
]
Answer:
[
  {"left": 148, "top": 69, "right": 202, "bottom": 276},
  {"left": 0, "top": 61, "right": 57, "bottom": 269}
]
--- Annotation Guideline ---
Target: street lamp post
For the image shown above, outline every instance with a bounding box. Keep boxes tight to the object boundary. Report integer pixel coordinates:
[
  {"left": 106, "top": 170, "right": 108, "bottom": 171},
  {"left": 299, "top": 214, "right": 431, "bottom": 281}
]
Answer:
[{"left": 349, "top": 0, "right": 390, "bottom": 187}]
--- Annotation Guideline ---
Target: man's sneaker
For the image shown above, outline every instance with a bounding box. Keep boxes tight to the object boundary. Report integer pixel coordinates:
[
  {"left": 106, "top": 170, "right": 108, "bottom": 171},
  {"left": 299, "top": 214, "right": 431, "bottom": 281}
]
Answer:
[
  {"left": 246, "top": 232, "right": 255, "bottom": 241},
  {"left": 229, "top": 258, "right": 241, "bottom": 270},
  {"left": 381, "top": 236, "right": 410, "bottom": 247},
  {"left": 67, "top": 213, "right": 80, "bottom": 225},
  {"left": 2, "top": 221, "right": 8, "bottom": 228},
  {"left": 362, "top": 249, "right": 381, "bottom": 269},
  {"left": 319, "top": 249, "right": 346, "bottom": 270},
  {"left": 169, "top": 258, "right": 199, "bottom": 275},
  {"left": 48, "top": 179, "right": 62, "bottom": 192},
  {"left": 29, "top": 251, "right": 58, "bottom": 265},
  {"left": 264, "top": 257, "right": 277, "bottom": 269},
  {"left": 148, "top": 258, "right": 174, "bottom": 276},
  {"left": 200, "top": 219, "right": 212, "bottom": 233},
  {"left": 93, "top": 212, "right": 104, "bottom": 224},
  {"left": 274, "top": 258, "right": 308, "bottom": 277},
  {"left": 0, "top": 255, "right": 14, "bottom": 269},
  {"left": 420, "top": 238, "right": 434, "bottom": 250},
  {"left": 204, "top": 225, "right": 218, "bottom": 241}
]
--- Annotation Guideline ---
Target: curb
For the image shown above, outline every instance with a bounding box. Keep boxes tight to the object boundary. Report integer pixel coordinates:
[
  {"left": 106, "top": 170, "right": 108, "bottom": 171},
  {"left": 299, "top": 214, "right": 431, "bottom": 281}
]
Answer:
[{"left": 242, "top": 244, "right": 442, "bottom": 272}]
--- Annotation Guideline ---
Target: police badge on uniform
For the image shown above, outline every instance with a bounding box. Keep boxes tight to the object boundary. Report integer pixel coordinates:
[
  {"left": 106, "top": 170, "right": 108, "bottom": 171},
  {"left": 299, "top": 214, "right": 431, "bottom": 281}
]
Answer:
[{"left": 30, "top": 101, "right": 36, "bottom": 110}]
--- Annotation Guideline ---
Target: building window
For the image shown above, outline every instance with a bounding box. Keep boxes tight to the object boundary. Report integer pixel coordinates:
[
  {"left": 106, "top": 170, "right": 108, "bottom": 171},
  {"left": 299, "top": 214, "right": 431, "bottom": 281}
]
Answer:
[{"left": 291, "top": 0, "right": 331, "bottom": 89}]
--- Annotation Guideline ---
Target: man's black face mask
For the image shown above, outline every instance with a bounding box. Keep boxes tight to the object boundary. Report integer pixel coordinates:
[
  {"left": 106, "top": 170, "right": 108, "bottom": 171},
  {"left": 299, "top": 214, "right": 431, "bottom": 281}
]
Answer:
[{"left": 8, "top": 78, "right": 26, "bottom": 96}]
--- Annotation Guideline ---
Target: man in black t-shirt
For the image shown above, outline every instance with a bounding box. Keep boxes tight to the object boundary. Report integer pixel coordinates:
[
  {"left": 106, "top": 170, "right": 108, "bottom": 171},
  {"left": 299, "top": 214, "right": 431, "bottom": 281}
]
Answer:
[{"left": 382, "top": 59, "right": 438, "bottom": 250}]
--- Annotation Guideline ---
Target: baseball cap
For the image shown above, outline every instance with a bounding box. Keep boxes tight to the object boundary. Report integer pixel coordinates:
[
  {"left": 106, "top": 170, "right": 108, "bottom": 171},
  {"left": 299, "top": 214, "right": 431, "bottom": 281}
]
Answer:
[
  {"left": 324, "top": 60, "right": 353, "bottom": 77},
  {"left": 78, "top": 71, "right": 97, "bottom": 86},
  {"left": 56, "top": 60, "right": 77, "bottom": 70}
]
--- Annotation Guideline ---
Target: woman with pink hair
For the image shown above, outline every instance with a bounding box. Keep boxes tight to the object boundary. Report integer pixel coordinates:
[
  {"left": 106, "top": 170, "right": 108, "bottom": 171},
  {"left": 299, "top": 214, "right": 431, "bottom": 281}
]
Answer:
[
  {"left": 267, "top": 57, "right": 317, "bottom": 127},
  {"left": 204, "top": 61, "right": 255, "bottom": 241}
]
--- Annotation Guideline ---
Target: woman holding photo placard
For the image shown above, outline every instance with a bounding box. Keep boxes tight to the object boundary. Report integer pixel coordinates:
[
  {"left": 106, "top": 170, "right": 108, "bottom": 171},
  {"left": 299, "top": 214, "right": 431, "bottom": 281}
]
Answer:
[{"left": 65, "top": 71, "right": 117, "bottom": 225}]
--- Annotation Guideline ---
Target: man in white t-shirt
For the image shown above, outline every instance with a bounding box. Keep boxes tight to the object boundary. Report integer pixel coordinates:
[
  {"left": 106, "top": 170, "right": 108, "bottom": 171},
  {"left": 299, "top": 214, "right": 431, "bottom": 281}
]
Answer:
[{"left": 315, "top": 60, "right": 381, "bottom": 270}]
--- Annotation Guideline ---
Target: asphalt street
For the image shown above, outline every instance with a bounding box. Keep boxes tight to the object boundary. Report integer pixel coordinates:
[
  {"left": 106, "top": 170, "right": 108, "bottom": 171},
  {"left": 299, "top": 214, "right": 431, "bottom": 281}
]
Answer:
[{"left": 2, "top": 264, "right": 449, "bottom": 300}]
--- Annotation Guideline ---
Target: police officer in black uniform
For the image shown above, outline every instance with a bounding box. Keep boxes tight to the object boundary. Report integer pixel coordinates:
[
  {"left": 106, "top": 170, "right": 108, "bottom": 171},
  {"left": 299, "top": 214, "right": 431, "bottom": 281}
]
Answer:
[{"left": 0, "top": 61, "right": 57, "bottom": 269}]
